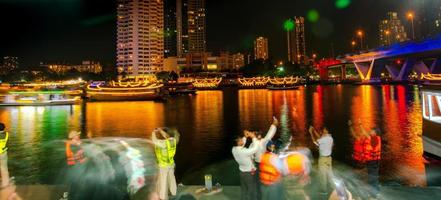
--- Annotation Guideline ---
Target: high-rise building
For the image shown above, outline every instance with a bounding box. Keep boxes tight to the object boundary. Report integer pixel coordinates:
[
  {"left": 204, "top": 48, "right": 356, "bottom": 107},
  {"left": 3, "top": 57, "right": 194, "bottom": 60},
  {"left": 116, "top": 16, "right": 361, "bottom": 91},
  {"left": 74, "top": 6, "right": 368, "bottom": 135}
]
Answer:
[
  {"left": 434, "top": 6, "right": 441, "bottom": 35},
  {"left": 379, "top": 12, "right": 408, "bottom": 46},
  {"left": 164, "top": 0, "right": 177, "bottom": 58},
  {"left": 187, "top": 0, "right": 206, "bottom": 54},
  {"left": 254, "top": 37, "right": 269, "bottom": 60},
  {"left": 294, "top": 16, "right": 306, "bottom": 64},
  {"left": 285, "top": 19, "right": 295, "bottom": 63},
  {"left": 116, "top": 0, "right": 164, "bottom": 77},
  {"left": 176, "top": 0, "right": 189, "bottom": 57},
  {"left": 0, "top": 56, "right": 18, "bottom": 75},
  {"left": 231, "top": 53, "right": 245, "bottom": 69}
]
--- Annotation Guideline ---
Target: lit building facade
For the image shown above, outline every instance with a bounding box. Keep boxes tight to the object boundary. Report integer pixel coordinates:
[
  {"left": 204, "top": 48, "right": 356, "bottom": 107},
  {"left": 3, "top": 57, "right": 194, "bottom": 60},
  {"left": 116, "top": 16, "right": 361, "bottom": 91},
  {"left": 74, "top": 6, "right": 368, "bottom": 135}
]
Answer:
[
  {"left": 231, "top": 53, "right": 245, "bottom": 69},
  {"left": 164, "top": 0, "right": 177, "bottom": 57},
  {"left": 379, "top": 12, "right": 408, "bottom": 46},
  {"left": 0, "top": 56, "right": 18, "bottom": 75},
  {"left": 254, "top": 37, "right": 269, "bottom": 60},
  {"left": 176, "top": 0, "right": 189, "bottom": 57},
  {"left": 116, "top": 0, "right": 164, "bottom": 76},
  {"left": 41, "top": 61, "right": 103, "bottom": 74},
  {"left": 294, "top": 16, "right": 306, "bottom": 64},
  {"left": 435, "top": 6, "right": 441, "bottom": 35},
  {"left": 187, "top": 0, "right": 206, "bottom": 54}
]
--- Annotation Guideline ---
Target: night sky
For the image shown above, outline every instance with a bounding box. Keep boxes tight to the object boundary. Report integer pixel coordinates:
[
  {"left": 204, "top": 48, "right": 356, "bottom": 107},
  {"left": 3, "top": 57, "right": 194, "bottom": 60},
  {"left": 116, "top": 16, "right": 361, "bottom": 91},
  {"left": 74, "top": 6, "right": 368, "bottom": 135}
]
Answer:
[{"left": 0, "top": 0, "right": 434, "bottom": 67}]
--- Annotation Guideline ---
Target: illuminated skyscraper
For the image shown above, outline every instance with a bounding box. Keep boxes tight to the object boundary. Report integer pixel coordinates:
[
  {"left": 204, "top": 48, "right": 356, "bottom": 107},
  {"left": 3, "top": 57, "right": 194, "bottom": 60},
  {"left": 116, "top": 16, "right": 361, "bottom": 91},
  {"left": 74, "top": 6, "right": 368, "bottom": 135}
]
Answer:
[
  {"left": 379, "top": 12, "right": 408, "bottom": 46},
  {"left": 254, "top": 37, "right": 269, "bottom": 60},
  {"left": 176, "top": 0, "right": 189, "bottom": 56},
  {"left": 164, "top": 0, "right": 177, "bottom": 57},
  {"left": 116, "top": 0, "right": 164, "bottom": 76},
  {"left": 294, "top": 16, "right": 306, "bottom": 64},
  {"left": 187, "top": 0, "right": 206, "bottom": 54}
]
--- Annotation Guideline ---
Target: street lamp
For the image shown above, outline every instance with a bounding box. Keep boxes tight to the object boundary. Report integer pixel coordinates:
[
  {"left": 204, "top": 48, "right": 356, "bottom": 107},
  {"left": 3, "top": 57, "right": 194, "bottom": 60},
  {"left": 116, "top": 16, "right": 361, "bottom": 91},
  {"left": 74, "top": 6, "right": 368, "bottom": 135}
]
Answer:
[
  {"left": 357, "top": 30, "right": 364, "bottom": 50},
  {"left": 351, "top": 40, "right": 356, "bottom": 52},
  {"left": 407, "top": 12, "right": 415, "bottom": 40}
]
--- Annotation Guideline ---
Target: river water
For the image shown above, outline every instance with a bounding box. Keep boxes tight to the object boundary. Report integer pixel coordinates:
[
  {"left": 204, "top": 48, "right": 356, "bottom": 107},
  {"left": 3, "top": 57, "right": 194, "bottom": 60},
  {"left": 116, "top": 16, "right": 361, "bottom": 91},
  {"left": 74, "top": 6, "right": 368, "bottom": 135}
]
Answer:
[{"left": 0, "top": 85, "right": 426, "bottom": 187}]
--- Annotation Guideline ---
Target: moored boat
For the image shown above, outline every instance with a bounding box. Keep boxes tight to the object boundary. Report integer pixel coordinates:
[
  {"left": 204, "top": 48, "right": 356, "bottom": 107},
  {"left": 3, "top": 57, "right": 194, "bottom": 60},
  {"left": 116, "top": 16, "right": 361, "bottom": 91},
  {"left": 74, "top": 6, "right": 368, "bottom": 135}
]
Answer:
[
  {"left": 86, "top": 80, "right": 164, "bottom": 101},
  {"left": 421, "top": 84, "right": 441, "bottom": 160}
]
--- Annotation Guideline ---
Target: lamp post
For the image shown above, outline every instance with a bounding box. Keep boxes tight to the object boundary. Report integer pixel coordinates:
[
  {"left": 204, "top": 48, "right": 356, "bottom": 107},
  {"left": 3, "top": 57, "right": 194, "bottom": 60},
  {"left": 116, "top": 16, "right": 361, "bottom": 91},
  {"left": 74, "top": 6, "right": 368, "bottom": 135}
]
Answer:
[
  {"left": 357, "top": 30, "right": 364, "bottom": 50},
  {"left": 407, "top": 12, "right": 415, "bottom": 40}
]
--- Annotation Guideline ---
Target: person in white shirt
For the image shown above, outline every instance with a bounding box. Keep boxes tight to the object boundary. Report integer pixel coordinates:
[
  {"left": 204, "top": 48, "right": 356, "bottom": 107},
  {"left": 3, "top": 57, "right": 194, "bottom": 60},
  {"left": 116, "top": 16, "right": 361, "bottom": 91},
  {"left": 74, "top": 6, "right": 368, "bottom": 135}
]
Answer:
[
  {"left": 309, "top": 126, "right": 334, "bottom": 195},
  {"left": 250, "top": 117, "right": 278, "bottom": 200},
  {"left": 232, "top": 131, "right": 259, "bottom": 200}
]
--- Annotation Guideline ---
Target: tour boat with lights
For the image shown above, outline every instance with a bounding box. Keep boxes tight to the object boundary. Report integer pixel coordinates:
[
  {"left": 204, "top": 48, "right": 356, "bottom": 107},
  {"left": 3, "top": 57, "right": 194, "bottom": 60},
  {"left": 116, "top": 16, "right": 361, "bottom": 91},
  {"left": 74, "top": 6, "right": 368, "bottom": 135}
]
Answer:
[
  {"left": 192, "top": 77, "right": 222, "bottom": 90},
  {"left": 420, "top": 74, "right": 441, "bottom": 160},
  {"left": 0, "top": 81, "right": 84, "bottom": 106},
  {"left": 237, "top": 77, "right": 269, "bottom": 89},
  {"left": 267, "top": 76, "right": 300, "bottom": 90},
  {"left": 86, "top": 80, "right": 164, "bottom": 101}
]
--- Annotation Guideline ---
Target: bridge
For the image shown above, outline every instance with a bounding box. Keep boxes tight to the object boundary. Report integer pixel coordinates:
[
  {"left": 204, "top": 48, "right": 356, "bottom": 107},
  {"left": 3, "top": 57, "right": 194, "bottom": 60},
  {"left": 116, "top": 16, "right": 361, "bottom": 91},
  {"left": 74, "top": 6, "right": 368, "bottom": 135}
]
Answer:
[{"left": 317, "top": 34, "right": 441, "bottom": 83}]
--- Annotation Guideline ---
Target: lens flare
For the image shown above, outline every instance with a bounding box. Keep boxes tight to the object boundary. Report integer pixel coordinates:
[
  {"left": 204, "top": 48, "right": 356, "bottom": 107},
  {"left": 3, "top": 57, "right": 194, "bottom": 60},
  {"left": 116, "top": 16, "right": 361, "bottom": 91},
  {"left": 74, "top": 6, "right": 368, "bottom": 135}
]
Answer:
[
  {"left": 335, "top": 0, "right": 351, "bottom": 9},
  {"left": 307, "top": 9, "right": 320, "bottom": 23}
]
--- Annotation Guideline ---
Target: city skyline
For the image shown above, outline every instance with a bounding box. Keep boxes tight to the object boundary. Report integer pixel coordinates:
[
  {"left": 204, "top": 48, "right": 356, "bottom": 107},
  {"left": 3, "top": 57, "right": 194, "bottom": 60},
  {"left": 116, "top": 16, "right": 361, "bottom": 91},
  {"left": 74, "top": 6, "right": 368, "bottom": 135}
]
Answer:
[{"left": 2, "top": 0, "right": 441, "bottom": 67}]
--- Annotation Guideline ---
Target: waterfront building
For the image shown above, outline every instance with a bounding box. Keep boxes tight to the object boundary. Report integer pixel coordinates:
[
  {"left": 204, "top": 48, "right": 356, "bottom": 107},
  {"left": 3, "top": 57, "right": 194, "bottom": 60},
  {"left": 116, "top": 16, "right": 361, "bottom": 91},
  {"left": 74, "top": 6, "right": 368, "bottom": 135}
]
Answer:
[
  {"left": 41, "top": 61, "right": 103, "bottom": 74},
  {"left": 176, "top": 52, "right": 244, "bottom": 71},
  {"left": 116, "top": 0, "right": 164, "bottom": 77},
  {"left": 294, "top": 16, "right": 307, "bottom": 64},
  {"left": 0, "top": 56, "right": 18, "bottom": 75},
  {"left": 164, "top": 0, "right": 177, "bottom": 58},
  {"left": 379, "top": 12, "right": 408, "bottom": 46},
  {"left": 254, "top": 37, "right": 269, "bottom": 60},
  {"left": 187, "top": 0, "right": 206, "bottom": 54}
]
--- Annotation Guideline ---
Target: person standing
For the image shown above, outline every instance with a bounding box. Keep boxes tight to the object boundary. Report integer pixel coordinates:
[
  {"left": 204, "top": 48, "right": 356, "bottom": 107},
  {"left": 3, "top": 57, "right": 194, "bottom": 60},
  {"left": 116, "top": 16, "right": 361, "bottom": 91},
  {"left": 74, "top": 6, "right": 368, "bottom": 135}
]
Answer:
[
  {"left": 309, "top": 126, "right": 334, "bottom": 196},
  {"left": 0, "top": 123, "right": 10, "bottom": 188},
  {"left": 252, "top": 117, "right": 278, "bottom": 200},
  {"left": 259, "top": 141, "right": 284, "bottom": 200},
  {"left": 361, "top": 127, "right": 382, "bottom": 198},
  {"left": 232, "top": 131, "right": 260, "bottom": 200},
  {"left": 66, "top": 131, "right": 86, "bottom": 166},
  {"left": 152, "top": 128, "right": 179, "bottom": 200}
]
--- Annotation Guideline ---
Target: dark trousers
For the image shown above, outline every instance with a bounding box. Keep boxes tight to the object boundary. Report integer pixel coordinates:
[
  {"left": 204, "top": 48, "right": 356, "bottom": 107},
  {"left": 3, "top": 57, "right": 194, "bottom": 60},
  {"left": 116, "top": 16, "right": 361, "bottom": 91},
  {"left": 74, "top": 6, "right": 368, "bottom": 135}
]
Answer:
[
  {"left": 240, "top": 171, "right": 257, "bottom": 200},
  {"left": 261, "top": 182, "right": 283, "bottom": 200},
  {"left": 255, "top": 162, "right": 261, "bottom": 200},
  {"left": 367, "top": 160, "right": 380, "bottom": 196}
]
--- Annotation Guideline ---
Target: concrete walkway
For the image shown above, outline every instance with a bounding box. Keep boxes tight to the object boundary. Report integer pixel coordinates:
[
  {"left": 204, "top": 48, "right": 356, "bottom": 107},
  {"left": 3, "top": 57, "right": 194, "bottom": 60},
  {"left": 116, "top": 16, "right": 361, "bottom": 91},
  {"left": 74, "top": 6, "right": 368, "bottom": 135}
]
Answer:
[{"left": 4, "top": 185, "right": 441, "bottom": 200}]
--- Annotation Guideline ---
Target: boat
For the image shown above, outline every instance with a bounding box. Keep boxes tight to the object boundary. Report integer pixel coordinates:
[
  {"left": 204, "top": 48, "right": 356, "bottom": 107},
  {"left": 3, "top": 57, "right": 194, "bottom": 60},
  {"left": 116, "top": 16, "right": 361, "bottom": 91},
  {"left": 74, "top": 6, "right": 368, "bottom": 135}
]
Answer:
[
  {"left": 192, "top": 77, "right": 222, "bottom": 90},
  {"left": 421, "top": 84, "right": 441, "bottom": 160},
  {"left": 0, "top": 81, "right": 83, "bottom": 106},
  {"left": 267, "top": 85, "right": 299, "bottom": 90},
  {"left": 86, "top": 80, "right": 164, "bottom": 101},
  {"left": 164, "top": 81, "right": 197, "bottom": 95},
  {"left": 237, "top": 77, "right": 269, "bottom": 89},
  {"left": 267, "top": 76, "right": 300, "bottom": 90}
]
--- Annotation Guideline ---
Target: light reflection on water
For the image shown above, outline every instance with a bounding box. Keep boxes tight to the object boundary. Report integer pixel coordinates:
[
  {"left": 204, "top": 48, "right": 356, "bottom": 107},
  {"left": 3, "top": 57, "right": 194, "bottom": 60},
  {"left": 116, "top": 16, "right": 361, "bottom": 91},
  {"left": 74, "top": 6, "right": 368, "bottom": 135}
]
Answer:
[{"left": 0, "top": 85, "right": 425, "bottom": 186}]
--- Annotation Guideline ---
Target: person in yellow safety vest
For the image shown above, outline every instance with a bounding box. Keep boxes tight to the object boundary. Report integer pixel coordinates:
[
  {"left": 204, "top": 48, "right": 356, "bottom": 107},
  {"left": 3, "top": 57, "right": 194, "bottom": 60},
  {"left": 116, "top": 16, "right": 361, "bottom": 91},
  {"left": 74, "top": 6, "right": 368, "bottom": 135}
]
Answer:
[
  {"left": 65, "top": 131, "right": 86, "bottom": 166},
  {"left": 152, "top": 127, "right": 180, "bottom": 200},
  {"left": 0, "top": 123, "right": 10, "bottom": 188},
  {"left": 259, "top": 141, "right": 284, "bottom": 200}
]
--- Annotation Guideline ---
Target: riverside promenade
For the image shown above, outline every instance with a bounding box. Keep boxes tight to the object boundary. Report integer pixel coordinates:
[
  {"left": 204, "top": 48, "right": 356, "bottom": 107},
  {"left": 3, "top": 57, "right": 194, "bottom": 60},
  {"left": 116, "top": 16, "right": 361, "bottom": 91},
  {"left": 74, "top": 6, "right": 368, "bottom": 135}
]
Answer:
[{"left": 4, "top": 185, "right": 441, "bottom": 200}]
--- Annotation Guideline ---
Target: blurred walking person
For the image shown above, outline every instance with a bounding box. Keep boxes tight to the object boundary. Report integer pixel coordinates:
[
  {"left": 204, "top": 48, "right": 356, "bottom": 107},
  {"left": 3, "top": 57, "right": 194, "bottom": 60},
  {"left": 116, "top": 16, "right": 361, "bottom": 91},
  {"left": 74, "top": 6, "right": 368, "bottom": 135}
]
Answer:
[
  {"left": 0, "top": 123, "right": 9, "bottom": 188},
  {"left": 232, "top": 131, "right": 260, "bottom": 200},
  {"left": 309, "top": 126, "right": 334, "bottom": 196},
  {"left": 152, "top": 128, "right": 179, "bottom": 200},
  {"left": 65, "top": 131, "right": 86, "bottom": 200}
]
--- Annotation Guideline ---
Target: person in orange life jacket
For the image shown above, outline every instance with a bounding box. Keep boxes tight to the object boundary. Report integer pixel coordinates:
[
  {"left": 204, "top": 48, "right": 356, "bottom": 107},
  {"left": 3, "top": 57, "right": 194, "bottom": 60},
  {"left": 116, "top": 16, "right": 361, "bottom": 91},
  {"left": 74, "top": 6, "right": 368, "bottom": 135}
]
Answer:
[
  {"left": 0, "top": 123, "right": 10, "bottom": 188},
  {"left": 309, "top": 125, "right": 334, "bottom": 195},
  {"left": 251, "top": 117, "right": 278, "bottom": 200},
  {"left": 259, "top": 141, "right": 284, "bottom": 200},
  {"left": 65, "top": 131, "right": 86, "bottom": 166},
  {"left": 348, "top": 120, "right": 371, "bottom": 165},
  {"left": 232, "top": 131, "right": 260, "bottom": 200},
  {"left": 280, "top": 145, "right": 312, "bottom": 200},
  {"left": 360, "top": 125, "right": 382, "bottom": 198}
]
